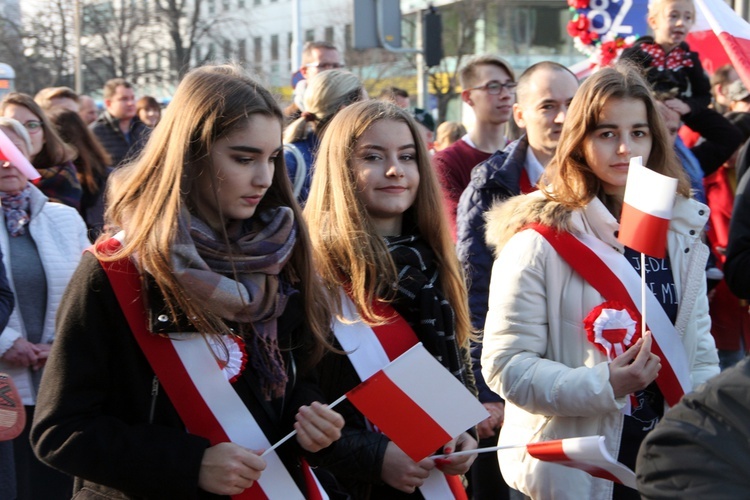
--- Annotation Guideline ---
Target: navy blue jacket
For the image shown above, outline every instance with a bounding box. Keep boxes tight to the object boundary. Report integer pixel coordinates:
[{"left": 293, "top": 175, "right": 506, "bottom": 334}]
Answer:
[{"left": 456, "top": 136, "right": 529, "bottom": 403}]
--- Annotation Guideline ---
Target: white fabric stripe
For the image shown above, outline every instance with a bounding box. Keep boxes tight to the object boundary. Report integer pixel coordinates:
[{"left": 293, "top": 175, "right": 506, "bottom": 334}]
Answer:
[
  {"left": 577, "top": 234, "right": 692, "bottom": 394},
  {"left": 333, "top": 292, "right": 390, "bottom": 381},
  {"left": 561, "top": 436, "right": 637, "bottom": 490},
  {"left": 170, "top": 335, "right": 306, "bottom": 500},
  {"left": 695, "top": 0, "right": 749, "bottom": 35},
  {"left": 332, "top": 292, "right": 459, "bottom": 500},
  {"left": 622, "top": 159, "right": 677, "bottom": 219},
  {"left": 383, "top": 345, "right": 489, "bottom": 438}
]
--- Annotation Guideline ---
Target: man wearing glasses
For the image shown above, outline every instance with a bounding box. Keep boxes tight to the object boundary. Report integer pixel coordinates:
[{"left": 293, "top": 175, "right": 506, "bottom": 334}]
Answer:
[
  {"left": 287, "top": 41, "right": 344, "bottom": 120},
  {"left": 432, "top": 55, "right": 516, "bottom": 240}
]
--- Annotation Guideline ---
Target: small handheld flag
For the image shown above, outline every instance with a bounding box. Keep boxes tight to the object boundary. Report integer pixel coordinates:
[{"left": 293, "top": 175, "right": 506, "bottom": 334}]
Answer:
[
  {"left": 0, "top": 128, "right": 40, "bottom": 181},
  {"left": 618, "top": 156, "right": 678, "bottom": 259},
  {"left": 345, "top": 343, "right": 489, "bottom": 462}
]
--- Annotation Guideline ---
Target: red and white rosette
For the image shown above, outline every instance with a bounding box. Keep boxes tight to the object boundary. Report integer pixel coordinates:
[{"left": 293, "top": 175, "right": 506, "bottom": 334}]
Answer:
[
  {"left": 207, "top": 335, "right": 248, "bottom": 384},
  {"left": 584, "top": 302, "right": 641, "bottom": 415},
  {"left": 584, "top": 301, "right": 641, "bottom": 361}
]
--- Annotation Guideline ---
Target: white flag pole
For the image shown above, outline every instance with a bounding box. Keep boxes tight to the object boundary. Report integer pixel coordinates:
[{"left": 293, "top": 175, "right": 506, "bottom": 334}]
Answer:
[
  {"left": 431, "top": 443, "right": 526, "bottom": 459},
  {"left": 261, "top": 394, "right": 347, "bottom": 457},
  {"left": 641, "top": 252, "right": 647, "bottom": 337}
]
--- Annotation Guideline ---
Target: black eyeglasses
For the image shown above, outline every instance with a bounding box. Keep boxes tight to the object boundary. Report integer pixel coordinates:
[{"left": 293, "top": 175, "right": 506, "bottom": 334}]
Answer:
[
  {"left": 468, "top": 80, "right": 517, "bottom": 95},
  {"left": 305, "top": 62, "right": 345, "bottom": 70}
]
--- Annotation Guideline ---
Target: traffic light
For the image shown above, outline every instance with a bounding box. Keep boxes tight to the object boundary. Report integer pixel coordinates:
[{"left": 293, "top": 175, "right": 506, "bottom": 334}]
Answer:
[{"left": 423, "top": 8, "right": 443, "bottom": 67}]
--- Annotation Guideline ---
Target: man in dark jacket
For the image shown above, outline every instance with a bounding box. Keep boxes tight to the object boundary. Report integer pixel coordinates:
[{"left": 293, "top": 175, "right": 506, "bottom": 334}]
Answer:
[
  {"left": 456, "top": 61, "right": 578, "bottom": 499},
  {"left": 90, "top": 79, "right": 150, "bottom": 167},
  {"left": 636, "top": 357, "right": 750, "bottom": 498}
]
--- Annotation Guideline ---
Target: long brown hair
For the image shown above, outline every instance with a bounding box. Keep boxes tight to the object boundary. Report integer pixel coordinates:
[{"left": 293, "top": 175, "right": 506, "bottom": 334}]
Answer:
[
  {"left": 100, "top": 64, "right": 332, "bottom": 366},
  {"left": 47, "top": 108, "right": 110, "bottom": 195},
  {"left": 304, "top": 100, "right": 472, "bottom": 347},
  {"left": 542, "top": 63, "right": 690, "bottom": 211},
  {"left": 0, "top": 92, "right": 77, "bottom": 168}
]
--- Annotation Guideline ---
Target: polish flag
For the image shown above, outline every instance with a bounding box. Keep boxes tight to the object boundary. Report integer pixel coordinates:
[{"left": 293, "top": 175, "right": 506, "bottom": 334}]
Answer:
[
  {"left": 617, "top": 157, "right": 678, "bottom": 258},
  {"left": 527, "top": 436, "right": 637, "bottom": 490},
  {"left": 345, "top": 343, "right": 489, "bottom": 462},
  {"left": 0, "top": 128, "right": 39, "bottom": 181},
  {"left": 687, "top": 0, "right": 750, "bottom": 87}
]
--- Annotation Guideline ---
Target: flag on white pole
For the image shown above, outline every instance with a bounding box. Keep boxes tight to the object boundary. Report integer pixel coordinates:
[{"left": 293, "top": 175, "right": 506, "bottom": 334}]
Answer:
[
  {"left": 526, "top": 436, "right": 637, "bottom": 490},
  {"left": 618, "top": 157, "right": 678, "bottom": 258},
  {"left": 0, "top": 128, "right": 40, "bottom": 181},
  {"left": 345, "top": 343, "right": 489, "bottom": 462},
  {"left": 688, "top": 0, "right": 750, "bottom": 88}
]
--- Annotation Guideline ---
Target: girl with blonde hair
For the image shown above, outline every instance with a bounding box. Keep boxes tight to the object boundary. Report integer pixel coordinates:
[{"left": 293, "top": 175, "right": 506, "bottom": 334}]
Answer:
[
  {"left": 481, "top": 64, "right": 719, "bottom": 499},
  {"left": 305, "top": 99, "right": 478, "bottom": 498},
  {"left": 30, "top": 64, "right": 344, "bottom": 499},
  {"left": 283, "top": 69, "right": 366, "bottom": 203}
]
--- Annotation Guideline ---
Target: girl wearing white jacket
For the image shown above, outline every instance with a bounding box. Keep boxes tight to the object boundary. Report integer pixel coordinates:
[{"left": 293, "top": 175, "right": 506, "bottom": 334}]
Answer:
[
  {"left": 0, "top": 117, "right": 89, "bottom": 500},
  {"left": 481, "top": 65, "right": 719, "bottom": 499}
]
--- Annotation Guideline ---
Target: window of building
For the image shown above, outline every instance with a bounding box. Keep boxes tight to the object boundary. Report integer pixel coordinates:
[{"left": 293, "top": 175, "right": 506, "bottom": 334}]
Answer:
[
  {"left": 238, "top": 0, "right": 245, "bottom": 7},
  {"left": 271, "top": 34, "right": 279, "bottom": 61},
  {"left": 207, "top": 0, "right": 215, "bottom": 15},
  {"left": 254, "top": 36, "right": 262, "bottom": 63},
  {"left": 238, "top": 39, "right": 247, "bottom": 64},
  {"left": 287, "top": 32, "right": 293, "bottom": 60},
  {"left": 305, "top": 29, "right": 314, "bottom": 42},
  {"left": 207, "top": 43, "right": 216, "bottom": 61},
  {"left": 222, "top": 0, "right": 230, "bottom": 10},
  {"left": 223, "top": 39, "right": 232, "bottom": 60},
  {"left": 324, "top": 26, "right": 334, "bottom": 43},
  {"left": 344, "top": 24, "right": 352, "bottom": 51},
  {"left": 253, "top": 0, "right": 261, "bottom": 5}
]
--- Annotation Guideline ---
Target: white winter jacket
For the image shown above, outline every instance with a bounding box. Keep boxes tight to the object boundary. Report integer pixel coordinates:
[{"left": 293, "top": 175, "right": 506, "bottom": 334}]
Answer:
[
  {"left": 481, "top": 191, "right": 720, "bottom": 499},
  {"left": 0, "top": 185, "right": 89, "bottom": 405}
]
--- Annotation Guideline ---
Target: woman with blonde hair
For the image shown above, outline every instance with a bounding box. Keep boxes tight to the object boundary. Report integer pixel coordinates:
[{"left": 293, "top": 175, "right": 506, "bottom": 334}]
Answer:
[
  {"left": 283, "top": 69, "right": 366, "bottom": 203},
  {"left": 30, "top": 64, "right": 344, "bottom": 499},
  {"left": 433, "top": 121, "right": 466, "bottom": 152},
  {"left": 481, "top": 64, "right": 719, "bottom": 499},
  {"left": 305, "top": 99, "right": 478, "bottom": 498}
]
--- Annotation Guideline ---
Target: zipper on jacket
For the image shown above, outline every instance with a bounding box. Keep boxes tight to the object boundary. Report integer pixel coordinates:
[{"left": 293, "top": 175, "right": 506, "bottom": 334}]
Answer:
[{"left": 148, "top": 376, "right": 159, "bottom": 424}]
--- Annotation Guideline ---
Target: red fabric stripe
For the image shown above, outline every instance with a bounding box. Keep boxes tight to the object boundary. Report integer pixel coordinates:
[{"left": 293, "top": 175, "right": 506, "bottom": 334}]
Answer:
[
  {"left": 369, "top": 301, "right": 420, "bottom": 361},
  {"left": 525, "top": 441, "right": 623, "bottom": 485},
  {"left": 346, "top": 370, "right": 452, "bottom": 462},
  {"left": 618, "top": 203, "right": 670, "bottom": 258},
  {"left": 96, "top": 244, "right": 267, "bottom": 500},
  {"left": 528, "top": 224, "right": 685, "bottom": 406},
  {"left": 300, "top": 458, "right": 322, "bottom": 500},
  {"left": 717, "top": 32, "right": 750, "bottom": 90}
]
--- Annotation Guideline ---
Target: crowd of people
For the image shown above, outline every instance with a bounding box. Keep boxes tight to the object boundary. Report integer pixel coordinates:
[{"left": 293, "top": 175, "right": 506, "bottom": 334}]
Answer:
[{"left": 0, "top": 0, "right": 749, "bottom": 498}]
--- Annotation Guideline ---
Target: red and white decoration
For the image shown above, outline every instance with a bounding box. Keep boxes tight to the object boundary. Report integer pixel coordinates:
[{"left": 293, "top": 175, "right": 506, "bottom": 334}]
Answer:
[
  {"left": 584, "top": 302, "right": 640, "bottom": 360},
  {"left": 207, "top": 335, "right": 247, "bottom": 383},
  {"left": 333, "top": 292, "right": 486, "bottom": 500},
  {"left": 0, "top": 128, "right": 40, "bottom": 181},
  {"left": 526, "top": 436, "right": 637, "bottom": 490},
  {"left": 345, "top": 343, "right": 488, "bottom": 463},
  {"left": 687, "top": 0, "right": 750, "bottom": 88},
  {"left": 98, "top": 237, "right": 327, "bottom": 500},
  {"left": 618, "top": 157, "right": 678, "bottom": 258}
]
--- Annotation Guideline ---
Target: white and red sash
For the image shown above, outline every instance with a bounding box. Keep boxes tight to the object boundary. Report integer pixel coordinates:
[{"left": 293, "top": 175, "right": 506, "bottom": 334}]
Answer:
[
  {"left": 333, "top": 290, "right": 468, "bottom": 500},
  {"left": 529, "top": 224, "right": 692, "bottom": 407},
  {"left": 94, "top": 237, "right": 327, "bottom": 500}
]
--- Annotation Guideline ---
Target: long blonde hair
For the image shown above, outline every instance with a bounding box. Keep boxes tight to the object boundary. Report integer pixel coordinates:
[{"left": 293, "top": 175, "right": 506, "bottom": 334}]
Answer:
[
  {"left": 542, "top": 63, "right": 690, "bottom": 211},
  {"left": 304, "top": 100, "right": 472, "bottom": 346},
  {"left": 100, "top": 64, "right": 331, "bottom": 366},
  {"left": 283, "top": 70, "right": 364, "bottom": 144}
]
